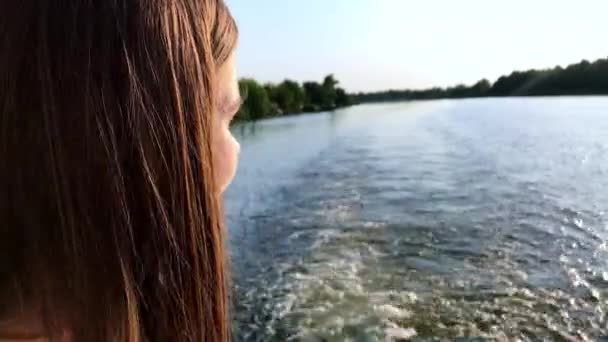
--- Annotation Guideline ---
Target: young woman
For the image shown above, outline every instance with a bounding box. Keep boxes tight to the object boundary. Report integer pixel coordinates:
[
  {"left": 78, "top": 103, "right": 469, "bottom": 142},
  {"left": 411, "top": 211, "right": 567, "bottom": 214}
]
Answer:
[{"left": 0, "top": 0, "right": 240, "bottom": 341}]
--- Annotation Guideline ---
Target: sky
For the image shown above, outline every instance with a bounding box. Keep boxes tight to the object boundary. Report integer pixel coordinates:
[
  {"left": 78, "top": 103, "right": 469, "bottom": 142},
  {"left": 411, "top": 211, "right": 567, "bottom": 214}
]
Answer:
[{"left": 226, "top": 0, "right": 608, "bottom": 93}]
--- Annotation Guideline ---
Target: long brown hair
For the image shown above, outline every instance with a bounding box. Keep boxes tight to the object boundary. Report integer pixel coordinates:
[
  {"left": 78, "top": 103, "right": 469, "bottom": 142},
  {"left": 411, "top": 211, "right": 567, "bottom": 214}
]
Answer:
[{"left": 0, "top": 0, "right": 237, "bottom": 341}]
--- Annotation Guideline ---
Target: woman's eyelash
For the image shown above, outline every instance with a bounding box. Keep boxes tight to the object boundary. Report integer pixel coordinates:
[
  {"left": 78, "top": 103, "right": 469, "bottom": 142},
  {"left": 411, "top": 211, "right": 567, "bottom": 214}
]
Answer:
[
  {"left": 227, "top": 99, "right": 242, "bottom": 115},
  {"left": 219, "top": 95, "right": 243, "bottom": 115}
]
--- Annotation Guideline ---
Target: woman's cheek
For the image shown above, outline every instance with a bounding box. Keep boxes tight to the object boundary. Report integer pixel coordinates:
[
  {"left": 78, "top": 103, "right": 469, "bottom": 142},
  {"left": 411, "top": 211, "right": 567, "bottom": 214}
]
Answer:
[
  {"left": 214, "top": 125, "right": 240, "bottom": 193},
  {"left": 225, "top": 129, "right": 240, "bottom": 175}
]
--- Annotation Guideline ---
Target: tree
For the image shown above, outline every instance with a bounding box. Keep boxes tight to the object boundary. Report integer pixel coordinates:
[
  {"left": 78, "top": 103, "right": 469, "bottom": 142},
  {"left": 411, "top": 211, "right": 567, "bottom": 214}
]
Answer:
[
  {"left": 471, "top": 79, "right": 491, "bottom": 96},
  {"left": 267, "top": 80, "right": 305, "bottom": 114},
  {"left": 237, "top": 79, "right": 272, "bottom": 120},
  {"left": 321, "top": 74, "right": 338, "bottom": 109},
  {"left": 335, "top": 88, "right": 353, "bottom": 107},
  {"left": 235, "top": 75, "right": 354, "bottom": 120},
  {"left": 303, "top": 81, "right": 324, "bottom": 111},
  {"left": 355, "top": 57, "right": 608, "bottom": 103}
]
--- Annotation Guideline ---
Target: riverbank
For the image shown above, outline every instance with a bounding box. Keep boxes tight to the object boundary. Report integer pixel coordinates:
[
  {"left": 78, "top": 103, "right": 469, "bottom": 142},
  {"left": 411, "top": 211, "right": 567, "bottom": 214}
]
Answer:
[
  {"left": 235, "top": 57, "right": 607, "bottom": 121},
  {"left": 236, "top": 74, "right": 354, "bottom": 121},
  {"left": 355, "top": 57, "right": 608, "bottom": 103}
]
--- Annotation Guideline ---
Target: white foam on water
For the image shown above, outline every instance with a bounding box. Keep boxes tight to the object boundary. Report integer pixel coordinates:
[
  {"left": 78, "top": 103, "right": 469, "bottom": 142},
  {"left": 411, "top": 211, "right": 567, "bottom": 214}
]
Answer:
[
  {"left": 308, "top": 228, "right": 352, "bottom": 250},
  {"left": 384, "top": 327, "right": 417, "bottom": 341},
  {"left": 375, "top": 304, "right": 413, "bottom": 319}
]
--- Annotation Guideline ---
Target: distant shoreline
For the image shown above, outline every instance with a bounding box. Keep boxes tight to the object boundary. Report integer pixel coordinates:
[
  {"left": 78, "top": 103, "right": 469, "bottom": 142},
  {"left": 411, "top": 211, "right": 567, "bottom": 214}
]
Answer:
[
  {"left": 236, "top": 57, "right": 607, "bottom": 121},
  {"left": 354, "top": 57, "right": 608, "bottom": 104},
  {"left": 236, "top": 94, "right": 608, "bottom": 124},
  {"left": 234, "top": 94, "right": 607, "bottom": 124},
  {"left": 236, "top": 74, "right": 354, "bottom": 121}
]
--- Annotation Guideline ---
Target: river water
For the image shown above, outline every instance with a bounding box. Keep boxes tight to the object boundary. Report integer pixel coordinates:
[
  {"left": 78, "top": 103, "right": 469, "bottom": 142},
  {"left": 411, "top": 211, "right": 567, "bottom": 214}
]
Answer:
[{"left": 225, "top": 97, "right": 608, "bottom": 341}]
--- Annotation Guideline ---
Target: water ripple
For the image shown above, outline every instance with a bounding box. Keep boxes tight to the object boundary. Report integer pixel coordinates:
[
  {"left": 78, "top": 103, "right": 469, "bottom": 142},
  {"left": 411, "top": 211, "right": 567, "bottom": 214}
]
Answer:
[{"left": 228, "top": 98, "right": 608, "bottom": 340}]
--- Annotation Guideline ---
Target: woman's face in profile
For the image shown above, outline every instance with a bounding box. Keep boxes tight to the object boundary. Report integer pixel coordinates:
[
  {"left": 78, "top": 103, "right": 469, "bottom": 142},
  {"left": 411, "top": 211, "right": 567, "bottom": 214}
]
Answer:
[{"left": 214, "top": 53, "right": 241, "bottom": 193}]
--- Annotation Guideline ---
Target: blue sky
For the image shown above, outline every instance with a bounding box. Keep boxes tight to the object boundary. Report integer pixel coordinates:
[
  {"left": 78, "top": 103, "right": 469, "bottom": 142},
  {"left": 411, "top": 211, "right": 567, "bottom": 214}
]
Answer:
[{"left": 226, "top": 0, "right": 608, "bottom": 92}]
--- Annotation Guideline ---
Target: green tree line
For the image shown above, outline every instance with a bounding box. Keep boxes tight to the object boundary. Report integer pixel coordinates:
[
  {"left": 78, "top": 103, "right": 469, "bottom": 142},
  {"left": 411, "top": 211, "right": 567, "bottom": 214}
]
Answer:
[
  {"left": 236, "top": 74, "right": 354, "bottom": 121},
  {"left": 355, "top": 57, "right": 608, "bottom": 102}
]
